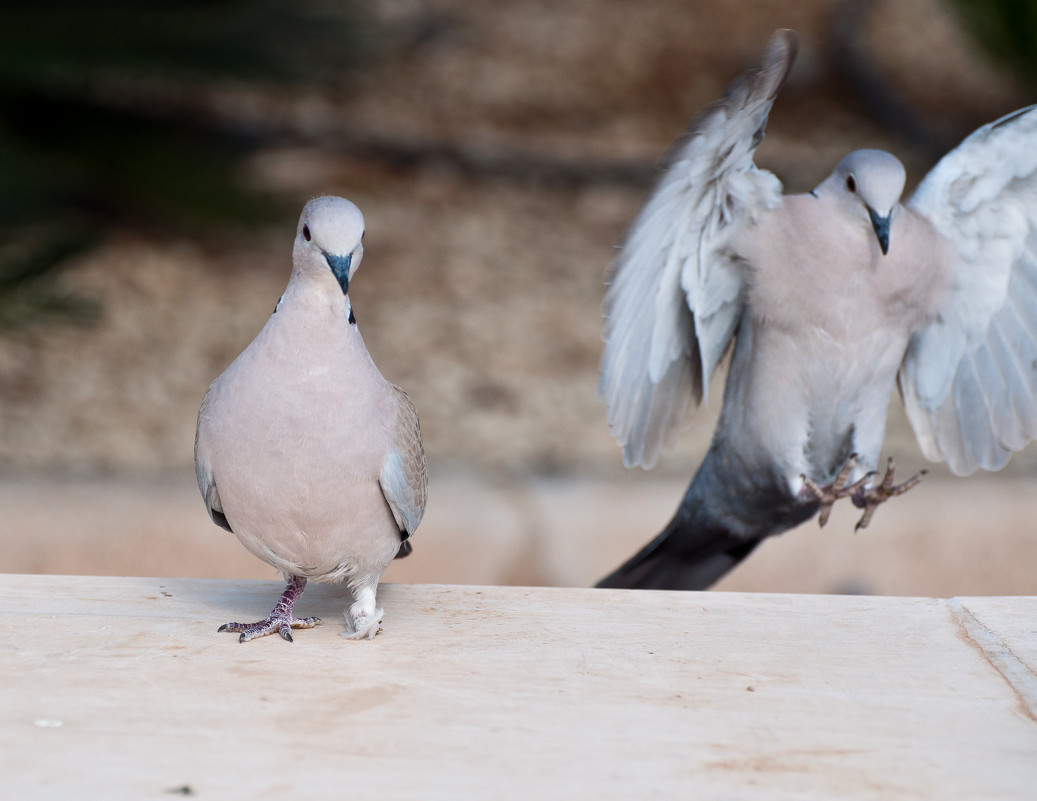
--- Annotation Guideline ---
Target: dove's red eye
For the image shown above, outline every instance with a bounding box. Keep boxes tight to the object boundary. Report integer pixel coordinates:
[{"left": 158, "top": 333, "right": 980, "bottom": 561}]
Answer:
[
  {"left": 302, "top": 224, "right": 311, "bottom": 242},
  {"left": 846, "top": 175, "right": 857, "bottom": 193}
]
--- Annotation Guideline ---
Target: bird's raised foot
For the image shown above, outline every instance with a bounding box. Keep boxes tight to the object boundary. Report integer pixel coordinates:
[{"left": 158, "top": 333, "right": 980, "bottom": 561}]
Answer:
[
  {"left": 218, "top": 614, "right": 322, "bottom": 643},
  {"left": 800, "top": 453, "right": 876, "bottom": 528},
  {"left": 850, "top": 457, "right": 927, "bottom": 531}
]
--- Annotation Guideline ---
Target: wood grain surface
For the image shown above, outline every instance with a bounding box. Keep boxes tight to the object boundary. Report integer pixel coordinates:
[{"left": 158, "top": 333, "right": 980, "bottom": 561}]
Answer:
[{"left": 3, "top": 575, "right": 1036, "bottom": 799}]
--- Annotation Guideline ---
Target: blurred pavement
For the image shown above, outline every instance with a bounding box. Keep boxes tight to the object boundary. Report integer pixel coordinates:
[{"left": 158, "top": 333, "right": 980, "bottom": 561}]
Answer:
[{"left": 3, "top": 469, "right": 1035, "bottom": 597}]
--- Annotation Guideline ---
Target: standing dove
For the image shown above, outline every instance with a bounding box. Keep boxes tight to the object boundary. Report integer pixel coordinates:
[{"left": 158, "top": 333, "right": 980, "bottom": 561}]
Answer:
[
  {"left": 195, "top": 195, "right": 427, "bottom": 640},
  {"left": 598, "top": 30, "right": 1037, "bottom": 590}
]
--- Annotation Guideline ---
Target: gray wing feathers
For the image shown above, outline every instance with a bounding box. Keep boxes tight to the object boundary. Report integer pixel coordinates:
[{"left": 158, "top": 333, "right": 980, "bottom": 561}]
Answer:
[
  {"left": 379, "top": 386, "right": 428, "bottom": 537},
  {"left": 901, "top": 105, "right": 1037, "bottom": 474},
  {"left": 599, "top": 30, "right": 795, "bottom": 469},
  {"left": 194, "top": 388, "right": 233, "bottom": 533},
  {"left": 201, "top": 473, "right": 233, "bottom": 533}
]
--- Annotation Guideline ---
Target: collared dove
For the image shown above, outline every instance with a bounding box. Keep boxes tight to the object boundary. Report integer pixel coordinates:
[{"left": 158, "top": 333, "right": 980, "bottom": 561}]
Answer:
[
  {"left": 598, "top": 30, "right": 1037, "bottom": 590},
  {"left": 195, "top": 195, "right": 427, "bottom": 640}
]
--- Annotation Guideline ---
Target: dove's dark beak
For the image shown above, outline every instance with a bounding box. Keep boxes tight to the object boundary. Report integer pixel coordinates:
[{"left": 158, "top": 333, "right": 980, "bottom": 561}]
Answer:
[
  {"left": 867, "top": 207, "right": 891, "bottom": 256},
  {"left": 324, "top": 252, "right": 352, "bottom": 294}
]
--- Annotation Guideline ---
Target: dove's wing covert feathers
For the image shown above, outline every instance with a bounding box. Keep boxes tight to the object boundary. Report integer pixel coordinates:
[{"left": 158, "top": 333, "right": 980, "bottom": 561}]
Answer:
[
  {"left": 599, "top": 29, "right": 796, "bottom": 469},
  {"left": 194, "top": 392, "right": 232, "bottom": 533},
  {"left": 379, "top": 385, "right": 428, "bottom": 538},
  {"left": 901, "top": 105, "right": 1037, "bottom": 475}
]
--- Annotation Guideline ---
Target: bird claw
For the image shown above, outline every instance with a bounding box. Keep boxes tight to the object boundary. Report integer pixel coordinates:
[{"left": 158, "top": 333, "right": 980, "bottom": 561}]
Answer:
[
  {"left": 800, "top": 453, "right": 875, "bottom": 528},
  {"left": 801, "top": 455, "right": 927, "bottom": 531},
  {"left": 341, "top": 598, "right": 384, "bottom": 640},
  {"left": 218, "top": 615, "right": 322, "bottom": 643},
  {"left": 849, "top": 458, "right": 928, "bottom": 531},
  {"left": 218, "top": 575, "right": 321, "bottom": 643}
]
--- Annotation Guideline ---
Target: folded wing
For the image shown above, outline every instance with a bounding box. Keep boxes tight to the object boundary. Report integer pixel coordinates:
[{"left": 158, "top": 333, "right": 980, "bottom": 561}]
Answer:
[{"left": 379, "top": 385, "right": 428, "bottom": 539}]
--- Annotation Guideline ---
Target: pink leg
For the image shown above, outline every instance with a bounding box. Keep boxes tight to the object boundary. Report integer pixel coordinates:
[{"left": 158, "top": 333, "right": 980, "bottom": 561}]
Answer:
[
  {"left": 850, "top": 458, "right": 928, "bottom": 531},
  {"left": 800, "top": 454, "right": 875, "bottom": 528},
  {"left": 218, "top": 575, "right": 321, "bottom": 643}
]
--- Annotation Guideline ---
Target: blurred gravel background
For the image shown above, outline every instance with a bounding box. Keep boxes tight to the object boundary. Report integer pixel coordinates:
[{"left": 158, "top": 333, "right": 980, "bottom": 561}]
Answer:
[{"left": 2, "top": 0, "right": 1035, "bottom": 595}]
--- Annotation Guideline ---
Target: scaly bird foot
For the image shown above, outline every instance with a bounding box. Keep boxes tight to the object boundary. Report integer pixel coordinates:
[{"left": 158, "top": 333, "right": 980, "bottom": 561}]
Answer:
[
  {"left": 800, "top": 454, "right": 877, "bottom": 528},
  {"left": 218, "top": 575, "right": 321, "bottom": 643},
  {"left": 850, "top": 457, "right": 927, "bottom": 531},
  {"left": 218, "top": 614, "right": 321, "bottom": 643}
]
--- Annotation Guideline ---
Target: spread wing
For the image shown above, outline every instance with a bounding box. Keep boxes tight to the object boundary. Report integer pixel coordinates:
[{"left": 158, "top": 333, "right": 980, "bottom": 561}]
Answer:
[
  {"left": 599, "top": 29, "right": 795, "bottom": 468},
  {"left": 900, "top": 105, "right": 1037, "bottom": 475},
  {"left": 379, "top": 385, "right": 428, "bottom": 539}
]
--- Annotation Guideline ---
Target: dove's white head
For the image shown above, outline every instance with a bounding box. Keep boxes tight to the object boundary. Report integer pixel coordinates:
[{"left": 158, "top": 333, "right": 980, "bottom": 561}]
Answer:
[
  {"left": 815, "top": 149, "right": 906, "bottom": 256},
  {"left": 292, "top": 196, "right": 366, "bottom": 294}
]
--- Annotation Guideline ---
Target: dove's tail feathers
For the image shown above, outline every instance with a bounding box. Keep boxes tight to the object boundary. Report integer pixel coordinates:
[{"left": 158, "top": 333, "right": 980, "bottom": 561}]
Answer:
[
  {"left": 596, "top": 515, "right": 761, "bottom": 591},
  {"left": 596, "top": 446, "right": 819, "bottom": 591},
  {"left": 395, "top": 540, "right": 413, "bottom": 559}
]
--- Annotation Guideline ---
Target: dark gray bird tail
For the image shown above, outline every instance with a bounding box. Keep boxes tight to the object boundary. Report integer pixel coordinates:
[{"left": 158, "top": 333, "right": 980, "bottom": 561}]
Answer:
[
  {"left": 596, "top": 448, "right": 818, "bottom": 591},
  {"left": 596, "top": 515, "right": 762, "bottom": 590}
]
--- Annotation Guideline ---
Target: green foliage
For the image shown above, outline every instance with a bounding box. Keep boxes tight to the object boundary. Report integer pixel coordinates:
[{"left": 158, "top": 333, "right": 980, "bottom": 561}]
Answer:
[
  {"left": 0, "top": 0, "right": 371, "bottom": 331},
  {"left": 0, "top": 229, "right": 100, "bottom": 330},
  {"left": 946, "top": 0, "right": 1037, "bottom": 88},
  {"left": 0, "top": 1, "right": 370, "bottom": 87}
]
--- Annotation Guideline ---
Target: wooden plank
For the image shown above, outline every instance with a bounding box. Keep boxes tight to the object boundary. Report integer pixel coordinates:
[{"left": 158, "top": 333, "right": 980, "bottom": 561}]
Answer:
[
  {"left": 949, "top": 597, "right": 1037, "bottom": 718},
  {"left": 2, "top": 575, "right": 1036, "bottom": 799}
]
